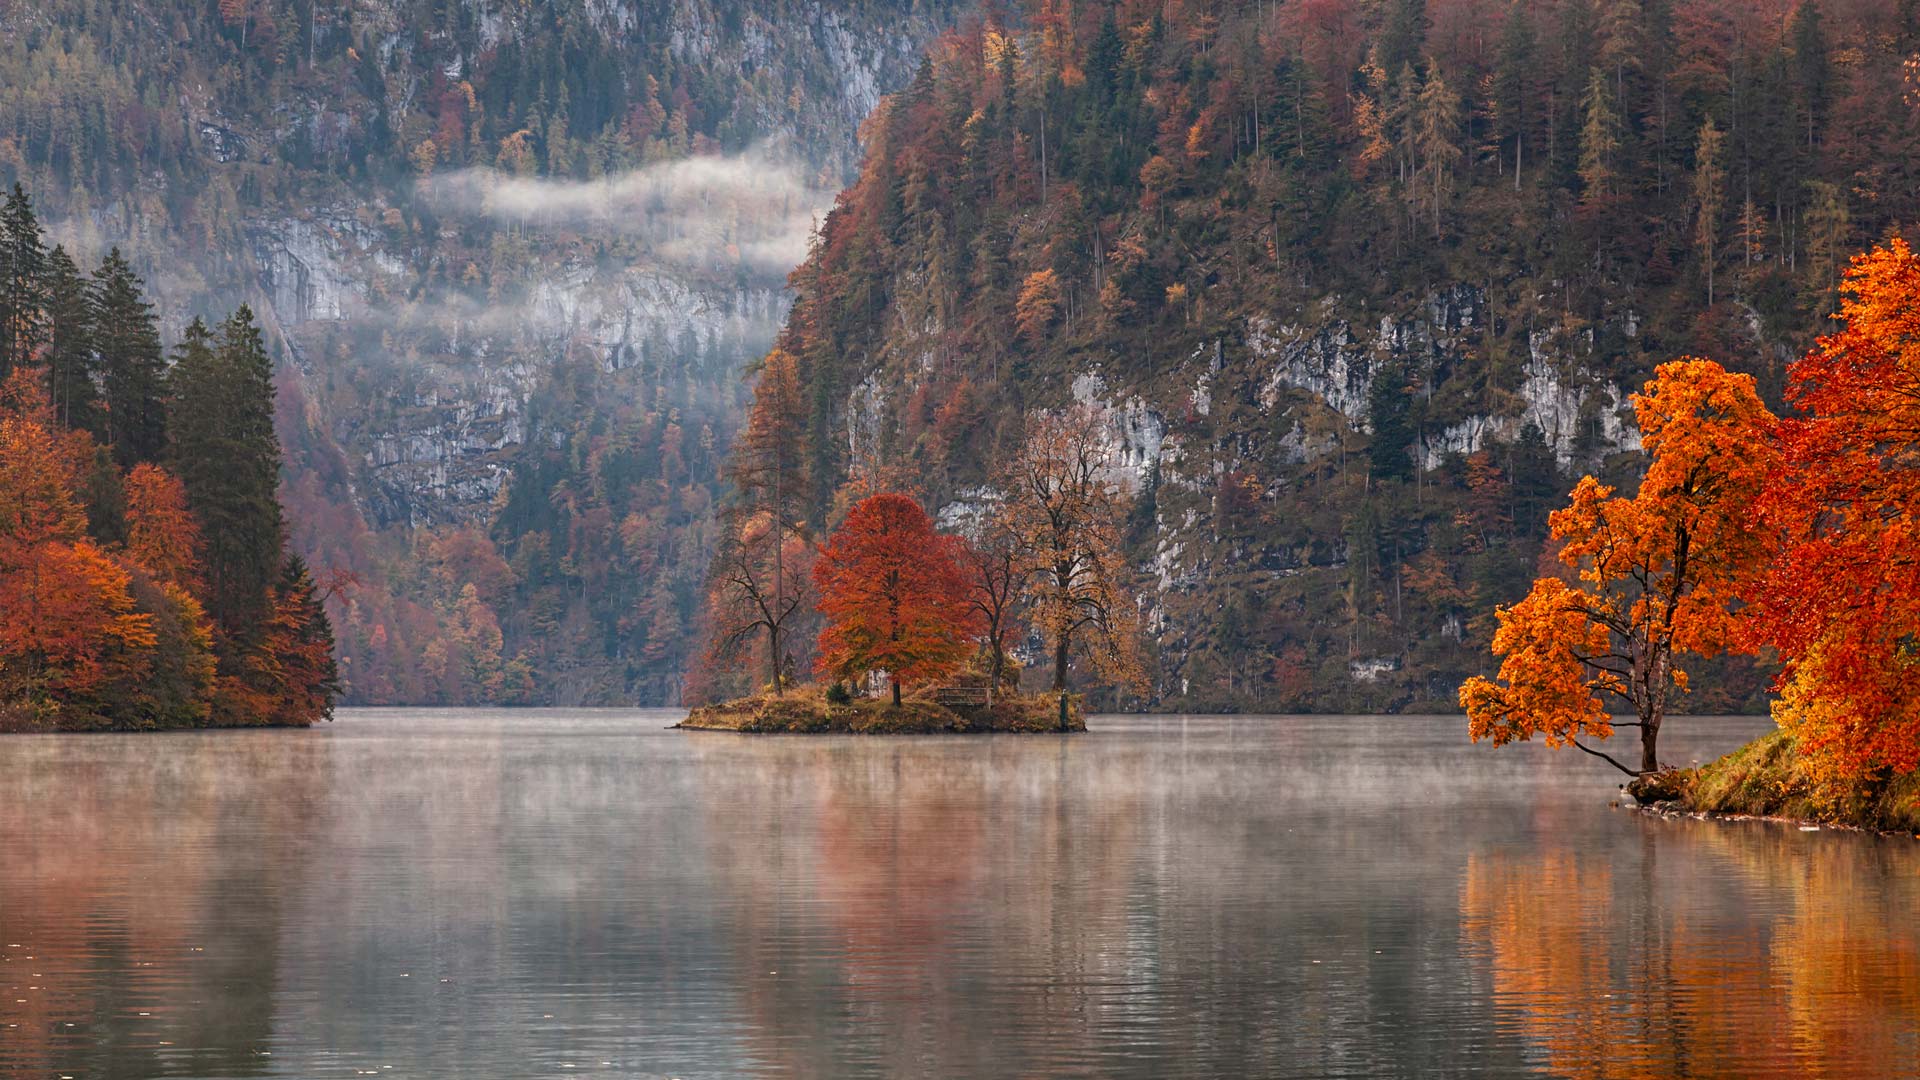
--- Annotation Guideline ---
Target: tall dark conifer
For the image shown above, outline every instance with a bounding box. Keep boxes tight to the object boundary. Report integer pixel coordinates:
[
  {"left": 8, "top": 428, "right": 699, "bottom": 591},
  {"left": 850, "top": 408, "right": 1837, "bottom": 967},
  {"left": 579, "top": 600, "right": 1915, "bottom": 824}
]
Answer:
[
  {"left": 0, "top": 182, "right": 49, "bottom": 379},
  {"left": 170, "top": 307, "right": 286, "bottom": 635},
  {"left": 1788, "top": 1, "right": 1830, "bottom": 152},
  {"left": 43, "top": 245, "right": 100, "bottom": 435},
  {"left": 93, "top": 248, "right": 168, "bottom": 466},
  {"left": 1376, "top": 0, "right": 1427, "bottom": 82}
]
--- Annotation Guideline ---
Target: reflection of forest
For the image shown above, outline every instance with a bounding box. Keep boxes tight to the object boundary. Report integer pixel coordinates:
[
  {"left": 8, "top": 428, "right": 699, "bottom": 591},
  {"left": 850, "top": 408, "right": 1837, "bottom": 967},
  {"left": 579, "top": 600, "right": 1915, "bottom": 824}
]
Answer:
[
  {"left": 5, "top": 715, "right": 1909, "bottom": 1077},
  {"left": 1462, "top": 818, "right": 1920, "bottom": 1078},
  {"left": 686, "top": 735, "right": 1144, "bottom": 1076},
  {"left": 682, "top": 724, "right": 1547, "bottom": 1076},
  {"left": 0, "top": 732, "right": 327, "bottom": 1077}
]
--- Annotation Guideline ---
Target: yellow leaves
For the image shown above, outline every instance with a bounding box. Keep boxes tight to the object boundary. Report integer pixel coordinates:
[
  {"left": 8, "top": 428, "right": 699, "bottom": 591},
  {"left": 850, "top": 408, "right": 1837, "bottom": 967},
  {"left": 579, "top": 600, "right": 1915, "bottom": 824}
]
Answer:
[
  {"left": 983, "top": 28, "right": 1019, "bottom": 72},
  {"left": 1014, "top": 269, "right": 1062, "bottom": 343}
]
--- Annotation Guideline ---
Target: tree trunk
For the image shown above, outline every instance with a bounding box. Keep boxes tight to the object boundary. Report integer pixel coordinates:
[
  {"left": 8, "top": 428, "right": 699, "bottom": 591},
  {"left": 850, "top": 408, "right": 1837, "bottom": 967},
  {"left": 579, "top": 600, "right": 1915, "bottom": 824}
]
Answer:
[
  {"left": 1053, "top": 636, "right": 1069, "bottom": 692},
  {"left": 892, "top": 680, "right": 902, "bottom": 707},
  {"left": 767, "top": 623, "right": 783, "bottom": 695},
  {"left": 1641, "top": 713, "right": 1661, "bottom": 774}
]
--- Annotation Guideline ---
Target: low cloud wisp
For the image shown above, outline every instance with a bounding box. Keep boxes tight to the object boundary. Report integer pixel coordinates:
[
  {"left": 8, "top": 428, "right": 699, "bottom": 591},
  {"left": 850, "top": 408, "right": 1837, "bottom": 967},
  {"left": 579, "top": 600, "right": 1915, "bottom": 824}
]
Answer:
[{"left": 421, "top": 147, "right": 832, "bottom": 277}]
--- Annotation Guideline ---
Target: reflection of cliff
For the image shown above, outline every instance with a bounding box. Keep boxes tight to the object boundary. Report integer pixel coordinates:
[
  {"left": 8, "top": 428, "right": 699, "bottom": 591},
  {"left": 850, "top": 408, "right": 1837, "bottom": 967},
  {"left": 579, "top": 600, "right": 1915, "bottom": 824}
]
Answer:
[
  {"left": 1461, "top": 822, "right": 1920, "bottom": 1078},
  {"left": 0, "top": 733, "right": 328, "bottom": 1077}
]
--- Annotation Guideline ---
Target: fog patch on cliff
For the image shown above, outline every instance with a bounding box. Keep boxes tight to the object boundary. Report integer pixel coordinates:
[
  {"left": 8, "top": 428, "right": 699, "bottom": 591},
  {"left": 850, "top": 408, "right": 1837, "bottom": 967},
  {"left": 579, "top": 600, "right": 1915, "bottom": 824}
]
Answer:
[{"left": 420, "top": 147, "right": 831, "bottom": 278}]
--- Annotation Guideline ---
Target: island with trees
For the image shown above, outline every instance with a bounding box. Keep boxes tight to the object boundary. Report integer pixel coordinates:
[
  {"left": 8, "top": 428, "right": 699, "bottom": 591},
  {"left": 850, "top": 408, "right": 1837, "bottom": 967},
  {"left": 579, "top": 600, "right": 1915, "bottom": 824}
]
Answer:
[
  {"left": 680, "top": 377, "right": 1144, "bottom": 734},
  {"left": 1460, "top": 241, "right": 1920, "bottom": 832}
]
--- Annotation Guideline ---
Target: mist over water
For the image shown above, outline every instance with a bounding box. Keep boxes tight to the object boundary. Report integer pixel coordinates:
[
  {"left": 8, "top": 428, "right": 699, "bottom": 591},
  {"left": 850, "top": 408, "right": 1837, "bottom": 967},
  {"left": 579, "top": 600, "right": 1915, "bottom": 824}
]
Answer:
[{"left": 3, "top": 712, "right": 1915, "bottom": 1077}]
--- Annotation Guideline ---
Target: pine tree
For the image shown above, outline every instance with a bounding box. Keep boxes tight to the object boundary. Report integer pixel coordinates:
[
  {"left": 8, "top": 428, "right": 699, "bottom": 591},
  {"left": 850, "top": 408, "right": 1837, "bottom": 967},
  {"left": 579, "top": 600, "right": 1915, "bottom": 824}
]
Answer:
[
  {"left": 1368, "top": 360, "right": 1418, "bottom": 481},
  {"left": 1578, "top": 67, "right": 1622, "bottom": 205},
  {"left": 1692, "top": 119, "right": 1726, "bottom": 306},
  {"left": 1412, "top": 68, "right": 1463, "bottom": 240},
  {"left": 169, "top": 308, "right": 286, "bottom": 635},
  {"left": 1376, "top": 0, "right": 1427, "bottom": 82},
  {"left": 0, "top": 183, "right": 49, "bottom": 380},
  {"left": 42, "top": 245, "right": 99, "bottom": 436},
  {"left": 92, "top": 249, "right": 167, "bottom": 466},
  {"left": 1492, "top": 5, "right": 1537, "bottom": 189},
  {"left": 1788, "top": 1, "right": 1830, "bottom": 152},
  {"left": 259, "top": 554, "right": 341, "bottom": 725}
]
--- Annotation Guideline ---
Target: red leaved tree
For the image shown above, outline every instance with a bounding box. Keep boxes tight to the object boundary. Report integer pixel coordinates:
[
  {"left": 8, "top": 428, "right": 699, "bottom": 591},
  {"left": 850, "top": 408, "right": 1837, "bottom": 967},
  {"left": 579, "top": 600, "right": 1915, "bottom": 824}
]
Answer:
[
  {"left": 0, "top": 371, "right": 156, "bottom": 725},
  {"left": 1750, "top": 240, "right": 1920, "bottom": 785},
  {"left": 813, "top": 492, "right": 976, "bottom": 706}
]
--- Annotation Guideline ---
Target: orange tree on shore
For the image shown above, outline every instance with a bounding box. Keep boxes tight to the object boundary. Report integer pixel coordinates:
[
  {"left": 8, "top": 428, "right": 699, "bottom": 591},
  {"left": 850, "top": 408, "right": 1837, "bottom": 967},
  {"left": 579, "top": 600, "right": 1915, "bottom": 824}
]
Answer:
[
  {"left": 1749, "top": 241, "right": 1920, "bottom": 789},
  {"left": 1459, "top": 359, "right": 1777, "bottom": 776},
  {"left": 812, "top": 492, "right": 975, "bottom": 706}
]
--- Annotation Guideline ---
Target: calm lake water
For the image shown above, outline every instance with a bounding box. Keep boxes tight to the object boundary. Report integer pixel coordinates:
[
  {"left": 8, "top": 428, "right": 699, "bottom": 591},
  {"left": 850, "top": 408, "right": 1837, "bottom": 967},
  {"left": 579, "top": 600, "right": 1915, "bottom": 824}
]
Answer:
[{"left": 3, "top": 711, "right": 1917, "bottom": 1078}]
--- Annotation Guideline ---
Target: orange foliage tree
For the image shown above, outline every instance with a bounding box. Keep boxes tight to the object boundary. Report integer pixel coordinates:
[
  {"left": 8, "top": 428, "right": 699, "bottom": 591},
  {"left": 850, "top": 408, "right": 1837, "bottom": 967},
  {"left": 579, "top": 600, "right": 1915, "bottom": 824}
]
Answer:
[
  {"left": 704, "top": 347, "right": 812, "bottom": 696},
  {"left": 1460, "top": 359, "right": 1776, "bottom": 775},
  {"left": 0, "top": 371, "right": 156, "bottom": 725},
  {"left": 1000, "top": 405, "right": 1144, "bottom": 696},
  {"left": 124, "top": 463, "right": 202, "bottom": 589},
  {"left": 812, "top": 492, "right": 975, "bottom": 706},
  {"left": 1750, "top": 240, "right": 1920, "bottom": 784}
]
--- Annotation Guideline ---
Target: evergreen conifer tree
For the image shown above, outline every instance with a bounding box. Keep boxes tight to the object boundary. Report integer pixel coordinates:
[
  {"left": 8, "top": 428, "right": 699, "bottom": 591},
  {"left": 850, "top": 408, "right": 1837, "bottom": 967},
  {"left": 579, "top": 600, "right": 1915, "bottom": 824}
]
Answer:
[
  {"left": 43, "top": 245, "right": 99, "bottom": 436},
  {"left": 0, "top": 182, "right": 49, "bottom": 379},
  {"left": 93, "top": 248, "right": 168, "bottom": 465},
  {"left": 169, "top": 307, "right": 286, "bottom": 635}
]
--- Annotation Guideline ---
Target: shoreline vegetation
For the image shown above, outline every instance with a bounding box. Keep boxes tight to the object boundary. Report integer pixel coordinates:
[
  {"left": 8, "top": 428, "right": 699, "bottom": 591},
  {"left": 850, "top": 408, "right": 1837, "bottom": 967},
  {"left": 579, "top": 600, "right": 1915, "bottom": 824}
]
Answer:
[
  {"left": 1631, "top": 732, "right": 1920, "bottom": 835},
  {"left": 0, "top": 183, "right": 339, "bottom": 734},
  {"left": 677, "top": 684, "right": 1084, "bottom": 735},
  {"left": 1462, "top": 244, "right": 1920, "bottom": 839}
]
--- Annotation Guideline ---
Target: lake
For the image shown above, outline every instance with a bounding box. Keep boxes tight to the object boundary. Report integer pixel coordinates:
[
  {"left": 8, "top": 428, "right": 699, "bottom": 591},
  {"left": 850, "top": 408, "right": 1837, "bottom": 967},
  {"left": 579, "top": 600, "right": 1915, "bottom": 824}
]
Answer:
[{"left": 3, "top": 711, "right": 1917, "bottom": 1078}]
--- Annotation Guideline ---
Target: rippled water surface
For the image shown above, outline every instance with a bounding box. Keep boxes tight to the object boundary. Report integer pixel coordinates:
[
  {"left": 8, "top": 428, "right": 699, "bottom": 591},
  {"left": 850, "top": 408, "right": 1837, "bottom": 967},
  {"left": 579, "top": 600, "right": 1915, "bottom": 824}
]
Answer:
[{"left": 4, "top": 711, "right": 1918, "bottom": 1078}]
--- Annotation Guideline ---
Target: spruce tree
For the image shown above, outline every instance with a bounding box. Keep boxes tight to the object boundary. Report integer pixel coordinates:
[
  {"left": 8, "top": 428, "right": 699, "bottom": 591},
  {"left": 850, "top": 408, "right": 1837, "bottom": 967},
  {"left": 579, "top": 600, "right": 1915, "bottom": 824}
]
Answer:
[
  {"left": 1788, "top": 0, "right": 1830, "bottom": 152},
  {"left": 0, "top": 182, "right": 49, "bottom": 379},
  {"left": 43, "top": 245, "right": 100, "bottom": 436},
  {"left": 170, "top": 307, "right": 286, "bottom": 635},
  {"left": 93, "top": 248, "right": 168, "bottom": 465},
  {"left": 1367, "top": 360, "right": 1418, "bottom": 482},
  {"left": 1492, "top": 7, "right": 1536, "bottom": 189},
  {"left": 265, "top": 554, "right": 341, "bottom": 724}
]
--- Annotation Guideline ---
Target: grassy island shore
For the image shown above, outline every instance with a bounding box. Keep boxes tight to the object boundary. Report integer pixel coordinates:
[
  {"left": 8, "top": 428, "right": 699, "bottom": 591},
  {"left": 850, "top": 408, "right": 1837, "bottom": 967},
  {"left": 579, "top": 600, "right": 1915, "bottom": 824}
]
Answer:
[
  {"left": 1632, "top": 732, "right": 1920, "bottom": 834},
  {"left": 676, "top": 685, "right": 1084, "bottom": 735}
]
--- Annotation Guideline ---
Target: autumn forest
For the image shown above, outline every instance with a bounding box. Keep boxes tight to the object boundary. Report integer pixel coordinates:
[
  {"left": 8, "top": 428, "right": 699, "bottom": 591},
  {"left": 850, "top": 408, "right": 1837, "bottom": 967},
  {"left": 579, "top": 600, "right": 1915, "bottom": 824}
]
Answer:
[
  {"left": 7, "top": 1, "right": 1920, "bottom": 1076},
  {"left": 0, "top": 0, "right": 1915, "bottom": 815}
]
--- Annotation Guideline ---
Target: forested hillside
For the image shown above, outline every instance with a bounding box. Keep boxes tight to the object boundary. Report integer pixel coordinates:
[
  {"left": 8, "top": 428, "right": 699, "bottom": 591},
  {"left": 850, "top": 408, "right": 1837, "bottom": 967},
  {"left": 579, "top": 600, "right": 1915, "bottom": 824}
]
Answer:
[
  {"left": 711, "top": 0, "right": 1920, "bottom": 711},
  {"left": 0, "top": 0, "right": 957, "bottom": 704}
]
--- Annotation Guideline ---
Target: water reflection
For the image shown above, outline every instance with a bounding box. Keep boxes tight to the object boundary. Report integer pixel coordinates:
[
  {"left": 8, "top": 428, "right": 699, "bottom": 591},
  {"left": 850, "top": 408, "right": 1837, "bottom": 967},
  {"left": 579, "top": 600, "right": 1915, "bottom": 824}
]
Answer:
[
  {"left": 1, "top": 731, "right": 328, "bottom": 1077},
  {"left": 1, "top": 712, "right": 1916, "bottom": 1078},
  {"left": 1464, "top": 816, "right": 1920, "bottom": 1078}
]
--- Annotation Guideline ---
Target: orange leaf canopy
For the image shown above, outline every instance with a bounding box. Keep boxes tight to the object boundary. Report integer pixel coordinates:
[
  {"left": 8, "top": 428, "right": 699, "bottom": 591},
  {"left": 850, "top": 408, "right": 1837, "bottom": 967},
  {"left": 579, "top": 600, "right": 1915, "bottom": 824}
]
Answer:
[{"left": 813, "top": 492, "right": 976, "bottom": 692}]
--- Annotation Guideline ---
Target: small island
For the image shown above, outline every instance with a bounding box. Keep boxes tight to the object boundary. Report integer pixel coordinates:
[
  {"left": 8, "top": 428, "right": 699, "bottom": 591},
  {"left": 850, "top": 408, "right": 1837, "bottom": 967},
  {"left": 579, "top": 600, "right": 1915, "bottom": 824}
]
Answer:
[
  {"left": 677, "top": 684, "right": 1082, "bottom": 734},
  {"left": 688, "top": 404, "right": 1144, "bottom": 735}
]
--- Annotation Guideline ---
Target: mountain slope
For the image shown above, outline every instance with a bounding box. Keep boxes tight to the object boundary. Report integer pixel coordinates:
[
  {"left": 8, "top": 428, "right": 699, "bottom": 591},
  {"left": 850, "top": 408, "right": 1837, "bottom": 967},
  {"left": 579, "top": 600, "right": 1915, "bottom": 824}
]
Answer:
[
  {"left": 717, "top": 0, "right": 1919, "bottom": 711},
  {"left": 2, "top": 0, "right": 958, "bottom": 703}
]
